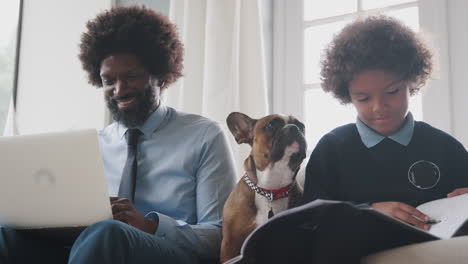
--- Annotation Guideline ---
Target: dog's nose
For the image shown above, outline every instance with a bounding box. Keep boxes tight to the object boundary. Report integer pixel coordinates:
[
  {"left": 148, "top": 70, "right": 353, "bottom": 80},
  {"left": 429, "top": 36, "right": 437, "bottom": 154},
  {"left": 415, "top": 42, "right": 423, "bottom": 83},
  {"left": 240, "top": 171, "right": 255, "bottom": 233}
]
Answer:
[
  {"left": 283, "top": 124, "right": 301, "bottom": 134},
  {"left": 282, "top": 124, "right": 306, "bottom": 149}
]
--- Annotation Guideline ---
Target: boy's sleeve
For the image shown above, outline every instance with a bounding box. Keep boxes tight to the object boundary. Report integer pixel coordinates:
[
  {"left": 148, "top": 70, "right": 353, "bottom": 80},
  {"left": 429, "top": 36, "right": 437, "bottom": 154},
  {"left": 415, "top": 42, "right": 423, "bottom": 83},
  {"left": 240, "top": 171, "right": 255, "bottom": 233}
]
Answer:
[
  {"left": 447, "top": 136, "right": 468, "bottom": 187},
  {"left": 302, "top": 134, "right": 340, "bottom": 204}
]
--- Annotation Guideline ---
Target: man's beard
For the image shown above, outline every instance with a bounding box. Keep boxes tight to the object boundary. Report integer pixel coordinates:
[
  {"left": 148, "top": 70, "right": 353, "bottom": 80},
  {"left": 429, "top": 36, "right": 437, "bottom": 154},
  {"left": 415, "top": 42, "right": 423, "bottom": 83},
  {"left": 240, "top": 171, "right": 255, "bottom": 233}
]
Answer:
[{"left": 105, "top": 86, "right": 157, "bottom": 128}]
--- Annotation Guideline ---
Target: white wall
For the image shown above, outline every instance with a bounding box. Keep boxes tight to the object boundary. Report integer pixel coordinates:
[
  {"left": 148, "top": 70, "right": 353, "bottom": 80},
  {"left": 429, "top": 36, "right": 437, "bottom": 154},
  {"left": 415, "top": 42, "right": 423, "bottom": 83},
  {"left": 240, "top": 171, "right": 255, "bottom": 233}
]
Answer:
[
  {"left": 14, "top": 0, "right": 111, "bottom": 134},
  {"left": 117, "top": 0, "right": 170, "bottom": 13},
  {"left": 447, "top": 0, "right": 468, "bottom": 146},
  {"left": 419, "top": 0, "right": 468, "bottom": 147}
]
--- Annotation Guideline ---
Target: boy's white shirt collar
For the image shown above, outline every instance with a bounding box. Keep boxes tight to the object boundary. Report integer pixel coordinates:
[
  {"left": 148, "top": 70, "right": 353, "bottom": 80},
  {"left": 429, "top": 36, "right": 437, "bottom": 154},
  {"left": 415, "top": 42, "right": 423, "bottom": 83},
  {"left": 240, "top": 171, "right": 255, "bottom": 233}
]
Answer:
[{"left": 356, "top": 112, "right": 415, "bottom": 148}]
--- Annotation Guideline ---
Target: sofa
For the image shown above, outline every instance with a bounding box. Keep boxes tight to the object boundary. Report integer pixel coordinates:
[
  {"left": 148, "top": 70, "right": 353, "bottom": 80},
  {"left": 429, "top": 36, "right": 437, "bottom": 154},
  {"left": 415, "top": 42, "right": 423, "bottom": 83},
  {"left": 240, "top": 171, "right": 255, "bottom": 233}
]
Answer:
[{"left": 361, "top": 236, "right": 468, "bottom": 263}]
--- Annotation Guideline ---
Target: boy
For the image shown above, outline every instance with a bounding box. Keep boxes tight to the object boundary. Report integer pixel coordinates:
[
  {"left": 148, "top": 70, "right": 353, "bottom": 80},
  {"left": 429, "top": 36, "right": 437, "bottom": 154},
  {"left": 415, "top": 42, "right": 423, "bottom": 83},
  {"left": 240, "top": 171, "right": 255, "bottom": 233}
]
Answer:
[{"left": 302, "top": 15, "right": 468, "bottom": 231}]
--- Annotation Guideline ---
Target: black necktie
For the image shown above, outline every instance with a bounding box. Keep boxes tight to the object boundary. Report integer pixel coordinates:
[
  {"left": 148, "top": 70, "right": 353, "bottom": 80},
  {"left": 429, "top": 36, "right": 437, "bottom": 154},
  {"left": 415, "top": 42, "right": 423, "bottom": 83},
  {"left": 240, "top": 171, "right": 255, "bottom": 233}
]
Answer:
[{"left": 118, "top": 128, "right": 142, "bottom": 202}]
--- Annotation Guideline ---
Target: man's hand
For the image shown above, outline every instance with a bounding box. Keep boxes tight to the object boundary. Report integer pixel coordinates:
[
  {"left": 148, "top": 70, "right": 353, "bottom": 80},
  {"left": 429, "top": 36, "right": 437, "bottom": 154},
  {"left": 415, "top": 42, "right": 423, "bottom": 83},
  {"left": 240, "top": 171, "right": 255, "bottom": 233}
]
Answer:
[
  {"left": 371, "top": 201, "right": 430, "bottom": 230},
  {"left": 447, "top": 188, "right": 468, "bottom": 198},
  {"left": 110, "top": 197, "right": 158, "bottom": 234}
]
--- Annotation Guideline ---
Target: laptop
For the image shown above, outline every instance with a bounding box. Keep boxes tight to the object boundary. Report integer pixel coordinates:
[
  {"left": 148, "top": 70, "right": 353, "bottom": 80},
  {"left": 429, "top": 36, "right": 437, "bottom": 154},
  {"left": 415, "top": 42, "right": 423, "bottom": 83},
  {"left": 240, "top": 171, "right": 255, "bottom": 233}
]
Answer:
[{"left": 0, "top": 129, "right": 112, "bottom": 229}]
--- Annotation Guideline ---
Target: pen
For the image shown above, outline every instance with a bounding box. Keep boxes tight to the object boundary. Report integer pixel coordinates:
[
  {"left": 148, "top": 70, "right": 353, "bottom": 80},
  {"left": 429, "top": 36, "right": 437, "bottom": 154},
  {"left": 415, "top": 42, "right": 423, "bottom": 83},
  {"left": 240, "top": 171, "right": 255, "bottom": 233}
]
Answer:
[{"left": 425, "top": 219, "right": 441, "bottom": 225}]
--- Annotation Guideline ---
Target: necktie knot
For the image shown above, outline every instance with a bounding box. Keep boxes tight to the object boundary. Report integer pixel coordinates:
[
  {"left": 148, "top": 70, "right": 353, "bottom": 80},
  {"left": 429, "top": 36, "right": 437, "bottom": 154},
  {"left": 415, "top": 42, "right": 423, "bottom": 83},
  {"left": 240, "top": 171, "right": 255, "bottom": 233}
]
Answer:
[{"left": 126, "top": 129, "right": 141, "bottom": 147}]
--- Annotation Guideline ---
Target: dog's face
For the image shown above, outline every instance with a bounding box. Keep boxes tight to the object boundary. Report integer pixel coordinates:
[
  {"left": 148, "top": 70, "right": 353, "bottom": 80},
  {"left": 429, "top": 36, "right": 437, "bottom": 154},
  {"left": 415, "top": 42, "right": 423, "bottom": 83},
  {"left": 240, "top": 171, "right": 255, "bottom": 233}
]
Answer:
[{"left": 227, "top": 112, "right": 307, "bottom": 171}]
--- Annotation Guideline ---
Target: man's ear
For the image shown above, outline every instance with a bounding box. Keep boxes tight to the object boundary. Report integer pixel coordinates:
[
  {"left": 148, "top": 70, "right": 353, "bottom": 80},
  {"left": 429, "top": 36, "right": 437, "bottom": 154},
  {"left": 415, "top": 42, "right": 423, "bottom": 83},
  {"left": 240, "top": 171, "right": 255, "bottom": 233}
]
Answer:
[{"left": 226, "top": 112, "right": 256, "bottom": 146}]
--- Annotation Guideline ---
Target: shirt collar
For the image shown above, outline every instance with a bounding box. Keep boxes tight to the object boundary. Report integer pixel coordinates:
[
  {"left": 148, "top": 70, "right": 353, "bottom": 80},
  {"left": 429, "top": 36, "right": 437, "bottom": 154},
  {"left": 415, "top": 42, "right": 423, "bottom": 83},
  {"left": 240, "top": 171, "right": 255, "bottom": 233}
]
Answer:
[
  {"left": 356, "top": 112, "right": 414, "bottom": 148},
  {"left": 116, "top": 103, "right": 169, "bottom": 139}
]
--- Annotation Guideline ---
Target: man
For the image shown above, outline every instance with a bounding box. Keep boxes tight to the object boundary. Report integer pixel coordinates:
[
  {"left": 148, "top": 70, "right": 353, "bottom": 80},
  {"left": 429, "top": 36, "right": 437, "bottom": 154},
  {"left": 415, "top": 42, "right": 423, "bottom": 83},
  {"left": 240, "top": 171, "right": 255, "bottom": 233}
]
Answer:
[{"left": 0, "top": 6, "right": 236, "bottom": 264}]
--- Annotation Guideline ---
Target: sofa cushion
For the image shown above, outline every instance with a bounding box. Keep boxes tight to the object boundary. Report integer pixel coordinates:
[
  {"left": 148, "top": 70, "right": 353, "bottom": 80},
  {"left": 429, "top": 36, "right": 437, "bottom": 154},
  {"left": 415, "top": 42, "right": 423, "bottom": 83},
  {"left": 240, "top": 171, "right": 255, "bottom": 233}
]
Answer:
[{"left": 361, "top": 236, "right": 468, "bottom": 264}]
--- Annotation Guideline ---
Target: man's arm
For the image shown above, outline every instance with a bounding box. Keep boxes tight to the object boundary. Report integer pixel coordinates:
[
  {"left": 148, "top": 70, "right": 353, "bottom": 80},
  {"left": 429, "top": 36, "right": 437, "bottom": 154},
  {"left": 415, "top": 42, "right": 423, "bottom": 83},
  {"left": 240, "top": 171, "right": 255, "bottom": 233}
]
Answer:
[
  {"left": 146, "top": 123, "right": 236, "bottom": 260},
  {"left": 110, "top": 197, "right": 158, "bottom": 233}
]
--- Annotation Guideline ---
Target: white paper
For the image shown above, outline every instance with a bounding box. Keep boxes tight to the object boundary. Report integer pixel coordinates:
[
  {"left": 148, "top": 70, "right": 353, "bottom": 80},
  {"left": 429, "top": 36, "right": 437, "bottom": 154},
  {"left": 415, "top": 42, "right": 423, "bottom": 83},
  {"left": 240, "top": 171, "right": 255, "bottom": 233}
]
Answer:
[{"left": 416, "top": 193, "right": 468, "bottom": 239}]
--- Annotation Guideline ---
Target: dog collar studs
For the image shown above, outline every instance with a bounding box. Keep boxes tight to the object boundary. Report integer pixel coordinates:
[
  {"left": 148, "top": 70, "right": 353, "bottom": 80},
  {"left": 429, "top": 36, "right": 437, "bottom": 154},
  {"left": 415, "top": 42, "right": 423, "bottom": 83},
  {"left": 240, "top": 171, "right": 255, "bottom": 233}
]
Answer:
[{"left": 242, "top": 172, "right": 292, "bottom": 201}]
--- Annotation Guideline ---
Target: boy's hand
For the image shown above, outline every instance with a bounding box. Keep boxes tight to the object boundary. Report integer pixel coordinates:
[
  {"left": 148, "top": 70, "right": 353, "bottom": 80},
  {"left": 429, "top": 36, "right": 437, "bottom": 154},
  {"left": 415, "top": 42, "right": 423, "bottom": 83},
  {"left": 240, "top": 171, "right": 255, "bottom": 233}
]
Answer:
[
  {"left": 447, "top": 188, "right": 468, "bottom": 197},
  {"left": 110, "top": 197, "right": 158, "bottom": 234},
  {"left": 371, "top": 201, "right": 430, "bottom": 230}
]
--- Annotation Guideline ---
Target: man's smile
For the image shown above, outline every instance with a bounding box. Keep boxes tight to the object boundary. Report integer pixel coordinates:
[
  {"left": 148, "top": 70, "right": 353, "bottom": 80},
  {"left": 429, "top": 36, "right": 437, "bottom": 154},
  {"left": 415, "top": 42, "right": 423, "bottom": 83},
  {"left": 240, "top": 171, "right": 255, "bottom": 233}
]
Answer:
[
  {"left": 113, "top": 93, "right": 139, "bottom": 109},
  {"left": 116, "top": 96, "right": 137, "bottom": 108}
]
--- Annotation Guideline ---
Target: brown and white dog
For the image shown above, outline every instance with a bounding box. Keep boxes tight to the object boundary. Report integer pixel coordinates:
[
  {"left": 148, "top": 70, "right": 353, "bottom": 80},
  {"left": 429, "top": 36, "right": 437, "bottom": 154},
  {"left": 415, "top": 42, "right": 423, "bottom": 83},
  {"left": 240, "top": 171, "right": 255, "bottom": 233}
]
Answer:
[{"left": 220, "top": 112, "right": 307, "bottom": 263}]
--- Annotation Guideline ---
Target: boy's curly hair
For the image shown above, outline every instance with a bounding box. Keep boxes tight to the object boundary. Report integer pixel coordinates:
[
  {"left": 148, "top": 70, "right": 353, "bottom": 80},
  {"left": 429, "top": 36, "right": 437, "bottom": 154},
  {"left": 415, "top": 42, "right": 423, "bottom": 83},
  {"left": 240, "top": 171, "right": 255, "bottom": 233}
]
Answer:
[
  {"left": 79, "top": 6, "right": 184, "bottom": 88},
  {"left": 320, "top": 15, "right": 433, "bottom": 104}
]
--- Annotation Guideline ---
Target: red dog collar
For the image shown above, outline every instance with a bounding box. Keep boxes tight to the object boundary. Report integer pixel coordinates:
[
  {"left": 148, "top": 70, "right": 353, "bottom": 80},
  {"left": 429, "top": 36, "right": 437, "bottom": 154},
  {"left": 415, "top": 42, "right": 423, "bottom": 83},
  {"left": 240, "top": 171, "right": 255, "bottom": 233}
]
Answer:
[{"left": 242, "top": 173, "right": 293, "bottom": 201}]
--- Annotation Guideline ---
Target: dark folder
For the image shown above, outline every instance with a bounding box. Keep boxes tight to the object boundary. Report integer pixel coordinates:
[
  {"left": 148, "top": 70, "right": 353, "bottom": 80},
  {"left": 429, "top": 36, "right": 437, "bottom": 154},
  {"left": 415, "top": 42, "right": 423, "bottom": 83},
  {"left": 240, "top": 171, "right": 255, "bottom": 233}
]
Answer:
[{"left": 227, "top": 199, "right": 440, "bottom": 264}]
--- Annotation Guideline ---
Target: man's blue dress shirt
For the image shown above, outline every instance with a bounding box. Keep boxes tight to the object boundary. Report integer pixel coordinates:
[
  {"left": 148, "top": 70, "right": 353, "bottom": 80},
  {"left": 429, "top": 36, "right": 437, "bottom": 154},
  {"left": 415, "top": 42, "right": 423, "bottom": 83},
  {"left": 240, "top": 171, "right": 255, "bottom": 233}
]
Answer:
[{"left": 98, "top": 104, "right": 237, "bottom": 260}]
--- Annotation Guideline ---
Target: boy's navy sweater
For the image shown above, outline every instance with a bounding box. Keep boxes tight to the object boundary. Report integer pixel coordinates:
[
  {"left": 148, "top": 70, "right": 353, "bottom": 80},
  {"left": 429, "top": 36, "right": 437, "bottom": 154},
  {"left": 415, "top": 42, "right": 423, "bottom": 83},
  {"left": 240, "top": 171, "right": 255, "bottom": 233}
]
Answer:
[{"left": 302, "top": 121, "right": 468, "bottom": 207}]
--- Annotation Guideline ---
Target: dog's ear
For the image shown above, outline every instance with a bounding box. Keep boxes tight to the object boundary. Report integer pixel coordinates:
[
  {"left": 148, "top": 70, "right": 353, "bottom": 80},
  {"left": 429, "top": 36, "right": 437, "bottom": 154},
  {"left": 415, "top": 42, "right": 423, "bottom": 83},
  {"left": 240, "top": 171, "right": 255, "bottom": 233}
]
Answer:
[{"left": 226, "top": 112, "right": 256, "bottom": 145}]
